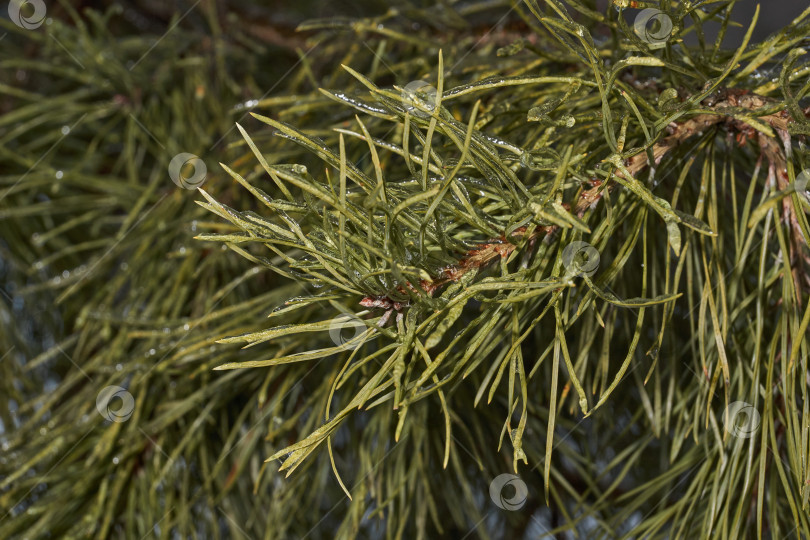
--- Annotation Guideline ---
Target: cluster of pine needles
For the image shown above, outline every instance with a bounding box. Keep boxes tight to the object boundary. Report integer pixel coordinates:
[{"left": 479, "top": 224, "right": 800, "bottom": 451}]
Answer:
[{"left": 1, "top": 0, "right": 810, "bottom": 538}]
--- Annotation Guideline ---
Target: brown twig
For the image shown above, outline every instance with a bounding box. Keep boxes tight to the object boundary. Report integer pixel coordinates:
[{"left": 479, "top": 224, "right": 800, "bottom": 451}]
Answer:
[{"left": 362, "top": 88, "right": 810, "bottom": 309}]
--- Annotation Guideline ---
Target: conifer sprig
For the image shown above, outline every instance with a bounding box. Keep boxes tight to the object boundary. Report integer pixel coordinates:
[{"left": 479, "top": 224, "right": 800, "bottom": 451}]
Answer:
[
  {"left": 2, "top": 0, "right": 809, "bottom": 537},
  {"left": 202, "top": 1, "right": 810, "bottom": 536}
]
